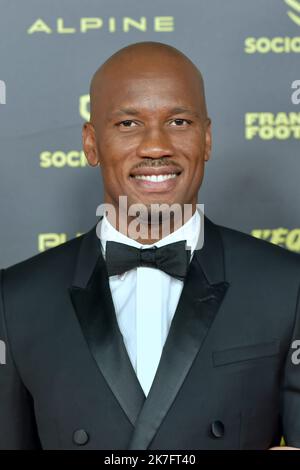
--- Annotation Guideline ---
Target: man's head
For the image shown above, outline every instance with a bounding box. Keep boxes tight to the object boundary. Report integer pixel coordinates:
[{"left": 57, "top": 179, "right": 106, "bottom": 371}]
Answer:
[{"left": 83, "top": 41, "right": 211, "bottom": 224}]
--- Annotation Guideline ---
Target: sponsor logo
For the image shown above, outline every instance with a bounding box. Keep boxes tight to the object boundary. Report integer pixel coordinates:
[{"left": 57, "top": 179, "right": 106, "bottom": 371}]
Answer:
[
  {"left": 244, "top": 36, "right": 300, "bottom": 54},
  {"left": 27, "top": 17, "right": 174, "bottom": 34},
  {"left": 245, "top": 112, "right": 300, "bottom": 140},
  {"left": 285, "top": 0, "right": 300, "bottom": 26},
  {"left": 38, "top": 233, "right": 82, "bottom": 251},
  {"left": 79, "top": 94, "right": 90, "bottom": 121},
  {"left": 244, "top": 1, "right": 300, "bottom": 54},
  {"left": 40, "top": 151, "right": 88, "bottom": 168},
  {"left": 251, "top": 228, "right": 300, "bottom": 253}
]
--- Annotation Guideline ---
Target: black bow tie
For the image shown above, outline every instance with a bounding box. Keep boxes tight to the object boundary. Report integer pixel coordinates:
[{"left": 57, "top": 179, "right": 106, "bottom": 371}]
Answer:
[{"left": 105, "top": 240, "right": 191, "bottom": 280}]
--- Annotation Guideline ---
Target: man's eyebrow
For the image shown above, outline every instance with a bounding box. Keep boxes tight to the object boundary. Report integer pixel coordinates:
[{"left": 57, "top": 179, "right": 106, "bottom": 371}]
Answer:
[
  {"left": 110, "top": 108, "right": 140, "bottom": 118},
  {"left": 109, "top": 106, "right": 201, "bottom": 119},
  {"left": 168, "top": 107, "right": 201, "bottom": 118}
]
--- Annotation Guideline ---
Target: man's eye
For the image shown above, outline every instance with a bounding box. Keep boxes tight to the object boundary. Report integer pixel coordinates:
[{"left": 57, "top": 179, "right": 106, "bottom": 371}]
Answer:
[
  {"left": 118, "top": 120, "right": 137, "bottom": 127},
  {"left": 170, "top": 119, "right": 191, "bottom": 126}
]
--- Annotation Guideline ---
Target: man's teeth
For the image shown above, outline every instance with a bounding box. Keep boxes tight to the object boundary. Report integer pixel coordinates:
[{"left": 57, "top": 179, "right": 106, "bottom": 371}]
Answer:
[{"left": 133, "top": 173, "right": 178, "bottom": 182}]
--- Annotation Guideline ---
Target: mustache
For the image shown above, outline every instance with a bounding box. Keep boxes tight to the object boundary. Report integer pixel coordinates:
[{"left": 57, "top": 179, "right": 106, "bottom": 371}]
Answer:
[{"left": 131, "top": 158, "right": 181, "bottom": 169}]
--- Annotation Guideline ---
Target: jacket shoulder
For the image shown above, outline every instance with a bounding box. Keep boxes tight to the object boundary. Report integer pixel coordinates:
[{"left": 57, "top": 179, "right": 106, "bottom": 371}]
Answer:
[
  {"left": 214, "top": 220, "right": 300, "bottom": 271},
  {"left": 1, "top": 230, "right": 89, "bottom": 290}
]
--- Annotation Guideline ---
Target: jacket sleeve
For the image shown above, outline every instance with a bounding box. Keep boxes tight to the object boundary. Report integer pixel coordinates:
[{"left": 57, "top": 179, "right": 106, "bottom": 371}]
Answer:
[
  {"left": 281, "top": 281, "right": 300, "bottom": 448},
  {"left": 0, "top": 269, "right": 41, "bottom": 449}
]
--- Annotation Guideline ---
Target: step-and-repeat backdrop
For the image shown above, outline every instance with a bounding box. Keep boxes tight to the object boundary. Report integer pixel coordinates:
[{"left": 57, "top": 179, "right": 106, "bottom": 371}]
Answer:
[{"left": 0, "top": 0, "right": 299, "bottom": 268}]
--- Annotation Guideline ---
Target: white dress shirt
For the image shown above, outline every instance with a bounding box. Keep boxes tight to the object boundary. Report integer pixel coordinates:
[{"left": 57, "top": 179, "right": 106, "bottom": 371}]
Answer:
[{"left": 99, "top": 209, "right": 201, "bottom": 397}]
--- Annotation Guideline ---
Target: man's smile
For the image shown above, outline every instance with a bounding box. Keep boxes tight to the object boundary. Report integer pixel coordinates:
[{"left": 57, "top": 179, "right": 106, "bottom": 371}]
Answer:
[{"left": 129, "top": 166, "right": 183, "bottom": 192}]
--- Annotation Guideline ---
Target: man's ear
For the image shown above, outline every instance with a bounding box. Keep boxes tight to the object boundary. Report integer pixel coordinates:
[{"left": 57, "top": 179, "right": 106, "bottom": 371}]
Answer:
[
  {"left": 82, "top": 122, "right": 100, "bottom": 167},
  {"left": 204, "top": 118, "right": 212, "bottom": 162}
]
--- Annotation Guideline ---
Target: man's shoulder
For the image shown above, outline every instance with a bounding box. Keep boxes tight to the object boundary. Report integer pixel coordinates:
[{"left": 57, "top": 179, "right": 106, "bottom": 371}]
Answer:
[
  {"left": 1, "top": 226, "right": 95, "bottom": 290},
  {"left": 211, "top": 218, "right": 300, "bottom": 272}
]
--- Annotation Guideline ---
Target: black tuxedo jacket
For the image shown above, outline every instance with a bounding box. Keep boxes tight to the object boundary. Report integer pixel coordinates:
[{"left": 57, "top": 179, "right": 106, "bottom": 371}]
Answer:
[{"left": 0, "top": 215, "right": 300, "bottom": 450}]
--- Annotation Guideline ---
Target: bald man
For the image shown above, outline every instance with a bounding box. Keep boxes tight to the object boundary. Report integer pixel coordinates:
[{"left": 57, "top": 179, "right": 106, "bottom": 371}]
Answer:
[{"left": 0, "top": 42, "right": 300, "bottom": 450}]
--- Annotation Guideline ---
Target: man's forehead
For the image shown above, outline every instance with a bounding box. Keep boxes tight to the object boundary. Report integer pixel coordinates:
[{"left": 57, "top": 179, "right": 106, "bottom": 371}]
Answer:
[
  {"left": 96, "top": 73, "right": 203, "bottom": 105},
  {"left": 96, "top": 67, "right": 201, "bottom": 92}
]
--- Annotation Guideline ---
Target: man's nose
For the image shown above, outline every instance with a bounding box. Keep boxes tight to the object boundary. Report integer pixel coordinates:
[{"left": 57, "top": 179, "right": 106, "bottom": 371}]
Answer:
[{"left": 136, "top": 126, "right": 174, "bottom": 159}]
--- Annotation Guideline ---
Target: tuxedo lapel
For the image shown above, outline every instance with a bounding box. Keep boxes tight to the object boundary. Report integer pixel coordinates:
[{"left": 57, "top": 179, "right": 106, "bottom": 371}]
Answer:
[
  {"left": 127, "top": 215, "right": 230, "bottom": 449},
  {"left": 69, "top": 218, "right": 146, "bottom": 427}
]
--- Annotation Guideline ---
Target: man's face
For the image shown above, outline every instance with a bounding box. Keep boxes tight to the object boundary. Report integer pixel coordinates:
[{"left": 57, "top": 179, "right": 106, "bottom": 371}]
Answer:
[{"left": 83, "top": 63, "right": 211, "bottom": 215}]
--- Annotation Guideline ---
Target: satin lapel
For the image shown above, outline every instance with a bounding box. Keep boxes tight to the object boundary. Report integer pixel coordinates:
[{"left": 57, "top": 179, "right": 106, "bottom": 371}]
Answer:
[
  {"left": 68, "top": 219, "right": 146, "bottom": 427},
  {"left": 127, "top": 215, "right": 230, "bottom": 449}
]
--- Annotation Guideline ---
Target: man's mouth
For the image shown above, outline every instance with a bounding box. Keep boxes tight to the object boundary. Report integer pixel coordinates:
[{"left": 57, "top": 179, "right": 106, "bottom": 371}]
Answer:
[{"left": 129, "top": 168, "right": 182, "bottom": 192}]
